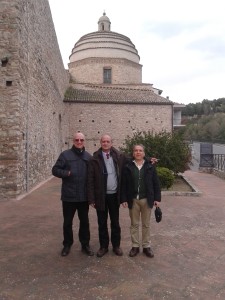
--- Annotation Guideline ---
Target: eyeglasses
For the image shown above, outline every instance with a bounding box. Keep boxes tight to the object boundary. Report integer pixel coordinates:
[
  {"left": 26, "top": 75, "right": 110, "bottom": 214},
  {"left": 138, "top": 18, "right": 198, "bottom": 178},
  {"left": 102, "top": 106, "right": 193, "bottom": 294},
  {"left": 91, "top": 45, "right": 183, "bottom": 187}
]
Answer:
[{"left": 74, "top": 139, "right": 84, "bottom": 142}]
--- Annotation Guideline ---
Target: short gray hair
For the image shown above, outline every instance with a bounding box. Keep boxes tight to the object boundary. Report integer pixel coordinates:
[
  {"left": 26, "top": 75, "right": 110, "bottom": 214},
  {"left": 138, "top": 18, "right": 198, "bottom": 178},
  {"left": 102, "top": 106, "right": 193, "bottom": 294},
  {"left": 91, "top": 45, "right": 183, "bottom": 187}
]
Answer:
[{"left": 132, "top": 144, "right": 145, "bottom": 151}]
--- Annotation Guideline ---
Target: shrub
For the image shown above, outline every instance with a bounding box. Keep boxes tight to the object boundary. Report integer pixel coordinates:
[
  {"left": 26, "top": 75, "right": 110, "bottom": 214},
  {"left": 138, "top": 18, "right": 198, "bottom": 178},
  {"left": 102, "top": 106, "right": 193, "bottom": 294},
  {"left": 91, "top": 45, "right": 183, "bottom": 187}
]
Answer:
[
  {"left": 120, "top": 130, "right": 191, "bottom": 174},
  {"left": 157, "top": 167, "right": 175, "bottom": 190}
]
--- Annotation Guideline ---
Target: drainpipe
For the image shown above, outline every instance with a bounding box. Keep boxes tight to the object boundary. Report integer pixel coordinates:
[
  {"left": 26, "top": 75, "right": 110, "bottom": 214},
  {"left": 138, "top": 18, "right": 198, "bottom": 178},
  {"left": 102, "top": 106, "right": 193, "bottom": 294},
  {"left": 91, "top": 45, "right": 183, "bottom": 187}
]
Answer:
[{"left": 167, "top": 96, "right": 174, "bottom": 132}]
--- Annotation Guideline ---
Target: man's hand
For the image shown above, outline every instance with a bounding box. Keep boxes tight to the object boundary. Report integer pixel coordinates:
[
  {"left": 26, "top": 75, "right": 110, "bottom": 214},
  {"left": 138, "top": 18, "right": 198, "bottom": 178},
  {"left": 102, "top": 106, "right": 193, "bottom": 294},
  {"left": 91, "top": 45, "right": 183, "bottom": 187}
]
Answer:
[
  {"left": 154, "top": 201, "right": 160, "bottom": 207},
  {"left": 90, "top": 203, "right": 96, "bottom": 208},
  {"left": 150, "top": 157, "right": 159, "bottom": 164},
  {"left": 121, "top": 202, "right": 128, "bottom": 208}
]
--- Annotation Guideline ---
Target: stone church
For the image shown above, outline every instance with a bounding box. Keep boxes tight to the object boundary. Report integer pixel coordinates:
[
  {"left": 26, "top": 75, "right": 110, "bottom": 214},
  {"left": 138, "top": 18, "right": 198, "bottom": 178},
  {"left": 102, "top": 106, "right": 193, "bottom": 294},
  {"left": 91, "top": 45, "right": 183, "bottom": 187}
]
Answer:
[{"left": 0, "top": 0, "right": 180, "bottom": 200}]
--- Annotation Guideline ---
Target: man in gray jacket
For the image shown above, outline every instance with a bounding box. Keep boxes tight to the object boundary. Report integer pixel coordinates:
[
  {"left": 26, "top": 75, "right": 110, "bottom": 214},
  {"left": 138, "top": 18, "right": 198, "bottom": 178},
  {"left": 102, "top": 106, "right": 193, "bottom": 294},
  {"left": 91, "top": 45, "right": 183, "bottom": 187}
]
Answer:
[{"left": 52, "top": 132, "right": 94, "bottom": 257}]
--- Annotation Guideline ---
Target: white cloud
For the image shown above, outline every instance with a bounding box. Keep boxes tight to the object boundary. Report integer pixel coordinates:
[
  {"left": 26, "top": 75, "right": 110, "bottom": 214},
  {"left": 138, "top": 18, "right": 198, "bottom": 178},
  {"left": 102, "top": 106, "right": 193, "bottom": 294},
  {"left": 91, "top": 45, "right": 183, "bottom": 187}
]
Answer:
[{"left": 48, "top": 0, "right": 225, "bottom": 104}]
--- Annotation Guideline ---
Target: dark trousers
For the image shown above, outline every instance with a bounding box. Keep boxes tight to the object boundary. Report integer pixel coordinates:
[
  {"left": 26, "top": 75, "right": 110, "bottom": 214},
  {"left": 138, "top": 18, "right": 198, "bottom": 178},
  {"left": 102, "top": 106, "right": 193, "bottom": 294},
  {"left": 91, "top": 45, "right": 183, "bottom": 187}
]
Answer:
[
  {"left": 62, "top": 201, "right": 90, "bottom": 247},
  {"left": 96, "top": 193, "right": 121, "bottom": 249}
]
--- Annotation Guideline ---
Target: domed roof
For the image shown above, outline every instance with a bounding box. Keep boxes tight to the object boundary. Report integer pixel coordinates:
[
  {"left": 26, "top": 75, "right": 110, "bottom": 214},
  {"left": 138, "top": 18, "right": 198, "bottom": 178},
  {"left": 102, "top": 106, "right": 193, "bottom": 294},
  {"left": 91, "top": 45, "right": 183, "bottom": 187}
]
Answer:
[
  {"left": 98, "top": 11, "right": 110, "bottom": 22},
  {"left": 69, "top": 13, "right": 140, "bottom": 64}
]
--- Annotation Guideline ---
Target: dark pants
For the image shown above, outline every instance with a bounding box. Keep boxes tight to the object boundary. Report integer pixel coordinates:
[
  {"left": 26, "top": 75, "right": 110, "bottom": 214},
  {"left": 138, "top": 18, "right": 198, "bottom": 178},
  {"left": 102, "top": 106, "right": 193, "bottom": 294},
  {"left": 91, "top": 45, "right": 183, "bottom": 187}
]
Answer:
[
  {"left": 96, "top": 193, "right": 121, "bottom": 249},
  {"left": 62, "top": 201, "right": 90, "bottom": 248}
]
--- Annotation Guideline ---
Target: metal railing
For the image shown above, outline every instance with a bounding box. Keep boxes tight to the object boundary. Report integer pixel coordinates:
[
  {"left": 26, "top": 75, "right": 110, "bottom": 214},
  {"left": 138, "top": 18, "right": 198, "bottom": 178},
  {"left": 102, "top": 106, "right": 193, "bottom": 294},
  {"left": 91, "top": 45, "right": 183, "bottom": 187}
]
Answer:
[{"left": 213, "top": 154, "right": 225, "bottom": 171}]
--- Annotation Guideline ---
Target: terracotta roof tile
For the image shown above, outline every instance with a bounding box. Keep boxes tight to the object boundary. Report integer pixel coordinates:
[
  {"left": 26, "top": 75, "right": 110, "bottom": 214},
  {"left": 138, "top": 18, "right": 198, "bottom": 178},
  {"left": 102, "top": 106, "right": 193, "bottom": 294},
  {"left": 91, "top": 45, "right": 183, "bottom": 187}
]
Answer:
[{"left": 64, "top": 85, "right": 172, "bottom": 105}]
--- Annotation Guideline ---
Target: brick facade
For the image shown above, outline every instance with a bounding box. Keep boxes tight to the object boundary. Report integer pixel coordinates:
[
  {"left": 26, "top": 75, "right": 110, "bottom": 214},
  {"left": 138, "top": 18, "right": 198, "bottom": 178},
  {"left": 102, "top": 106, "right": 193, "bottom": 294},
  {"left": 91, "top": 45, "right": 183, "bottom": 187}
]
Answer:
[
  {"left": 69, "top": 57, "right": 142, "bottom": 84},
  {"left": 64, "top": 103, "right": 172, "bottom": 153}
]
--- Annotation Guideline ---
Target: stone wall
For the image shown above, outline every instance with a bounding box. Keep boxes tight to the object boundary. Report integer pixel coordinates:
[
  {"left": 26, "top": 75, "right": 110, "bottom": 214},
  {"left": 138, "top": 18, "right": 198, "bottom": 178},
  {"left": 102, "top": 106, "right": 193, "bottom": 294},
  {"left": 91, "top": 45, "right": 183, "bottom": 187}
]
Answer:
[
  {"left": 0, "top": 0, "right": 69, "bottom": 200},
  {"left": 64, "top": 102, "right": 173, "bottom": 153},
  {"left": 69, "top": 57, "right": 142, "bottom": 84}
]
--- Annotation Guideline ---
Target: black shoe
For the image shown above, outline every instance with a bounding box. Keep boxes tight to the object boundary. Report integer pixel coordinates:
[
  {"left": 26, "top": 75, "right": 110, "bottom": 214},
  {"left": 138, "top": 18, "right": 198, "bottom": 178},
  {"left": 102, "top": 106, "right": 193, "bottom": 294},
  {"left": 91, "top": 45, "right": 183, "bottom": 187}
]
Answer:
[
  {"left": 143, "top": 247, "right": 154, "bottom": 258},
  {"left": 96, "top": 247, "right": 108, "bottom": 258},
  {"left": 113, "top": 247, "right": 123, "bottom": 256},
  {"left": 61, "top": 246, "right": 71, "bottom": 257},
  {"left": 129, "top": 247, "right": 139, "bottom": 257},
  {"left": 82, "top": 245, "right": 94, "bottom": 256}
]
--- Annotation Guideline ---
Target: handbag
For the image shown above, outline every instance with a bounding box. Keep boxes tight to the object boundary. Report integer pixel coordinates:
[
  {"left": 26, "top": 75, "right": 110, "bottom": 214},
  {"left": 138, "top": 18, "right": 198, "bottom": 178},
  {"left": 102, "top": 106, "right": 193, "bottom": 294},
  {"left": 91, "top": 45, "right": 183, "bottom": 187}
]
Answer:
[{"left": 155, "top": 206, "right": 162, "bottom": 223}]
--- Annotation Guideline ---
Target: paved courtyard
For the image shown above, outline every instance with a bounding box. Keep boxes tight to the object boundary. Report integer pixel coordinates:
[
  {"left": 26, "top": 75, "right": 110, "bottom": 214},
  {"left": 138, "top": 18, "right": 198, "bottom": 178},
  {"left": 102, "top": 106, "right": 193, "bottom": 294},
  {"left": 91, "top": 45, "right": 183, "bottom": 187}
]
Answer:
[{"left": 0, "top": 170, "right": 225, "bottom": 300}]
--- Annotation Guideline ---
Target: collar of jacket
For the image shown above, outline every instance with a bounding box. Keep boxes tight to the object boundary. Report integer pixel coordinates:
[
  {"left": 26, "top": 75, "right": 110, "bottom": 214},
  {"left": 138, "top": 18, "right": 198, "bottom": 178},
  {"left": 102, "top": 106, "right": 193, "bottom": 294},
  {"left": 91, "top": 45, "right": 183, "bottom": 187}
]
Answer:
[
  {"left": 70, "top": 146, "right": 92, "bottom": 162},
  {"left": 71, "top": 145, "right": 85, "bottom": 156},
  {"left": 93, "top": 146, "right": 120, "bottom": 159},
  {"left": 126, "top": 158, "right": 153, "bottom": 169}
]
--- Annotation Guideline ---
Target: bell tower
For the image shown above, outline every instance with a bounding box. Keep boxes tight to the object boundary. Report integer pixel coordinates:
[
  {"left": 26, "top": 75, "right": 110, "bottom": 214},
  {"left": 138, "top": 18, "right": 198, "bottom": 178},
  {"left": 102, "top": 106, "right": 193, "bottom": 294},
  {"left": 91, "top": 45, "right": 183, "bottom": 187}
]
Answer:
[{"left": 98, "top": 12, "right": 111, "bottom": 31}]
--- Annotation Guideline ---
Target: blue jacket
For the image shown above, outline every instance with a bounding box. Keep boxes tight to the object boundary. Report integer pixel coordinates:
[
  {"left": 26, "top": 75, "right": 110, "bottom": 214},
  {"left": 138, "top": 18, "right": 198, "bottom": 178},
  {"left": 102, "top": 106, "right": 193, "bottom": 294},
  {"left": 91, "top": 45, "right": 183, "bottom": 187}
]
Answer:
[{"left": 52, "top": 146, "right": 92, "bottom": 202}]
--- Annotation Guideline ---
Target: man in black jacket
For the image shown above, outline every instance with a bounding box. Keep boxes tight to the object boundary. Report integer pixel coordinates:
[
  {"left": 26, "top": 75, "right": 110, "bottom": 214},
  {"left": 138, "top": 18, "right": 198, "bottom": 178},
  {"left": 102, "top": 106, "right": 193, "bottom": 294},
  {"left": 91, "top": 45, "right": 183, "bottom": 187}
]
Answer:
[
  {"left": 52, "top": 132, "right": 94, "bottom": 257},
  {"left": 88, "top": 134, "right": 126, "bottom": 258},
  {"left": 121, "top": 144, "right": 161, "bottom": 258}
]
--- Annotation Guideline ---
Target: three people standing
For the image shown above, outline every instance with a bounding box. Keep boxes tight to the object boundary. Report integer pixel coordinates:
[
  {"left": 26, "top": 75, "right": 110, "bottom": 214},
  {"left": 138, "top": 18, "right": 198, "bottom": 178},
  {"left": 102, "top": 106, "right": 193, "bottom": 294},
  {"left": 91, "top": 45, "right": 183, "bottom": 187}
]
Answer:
[{"left": 52, "top": 132, "right": 161, "bottom": 258}]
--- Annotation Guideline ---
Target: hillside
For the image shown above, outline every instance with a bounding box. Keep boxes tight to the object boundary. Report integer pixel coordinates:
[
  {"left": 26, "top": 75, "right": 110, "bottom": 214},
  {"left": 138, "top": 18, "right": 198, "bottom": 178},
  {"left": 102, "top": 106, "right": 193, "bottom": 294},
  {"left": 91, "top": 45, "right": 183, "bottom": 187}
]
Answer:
[{"left": 178, "top": 98, "right": 225, "bottom": 143}]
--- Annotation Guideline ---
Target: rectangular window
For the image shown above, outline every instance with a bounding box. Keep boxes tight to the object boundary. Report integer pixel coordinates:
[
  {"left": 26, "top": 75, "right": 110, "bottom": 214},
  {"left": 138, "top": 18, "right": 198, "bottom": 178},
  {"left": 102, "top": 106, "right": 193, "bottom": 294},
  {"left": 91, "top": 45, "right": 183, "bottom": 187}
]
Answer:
[{"left": 103, "top": 68, "right": 112, "bottom": 84}]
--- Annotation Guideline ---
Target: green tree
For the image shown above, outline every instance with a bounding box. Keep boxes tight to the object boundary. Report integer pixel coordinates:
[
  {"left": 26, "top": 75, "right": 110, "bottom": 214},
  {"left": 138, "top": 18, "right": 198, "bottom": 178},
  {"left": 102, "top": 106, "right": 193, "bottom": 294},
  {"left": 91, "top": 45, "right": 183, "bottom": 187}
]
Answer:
[
  {"left": 179, "top": 112, "right": 225, "bottom": 143},
  {"left": 120, "top": 131, "right": 191, "bottom": 174},
  {"left": 182, "top": 98, "right": 225, "bottom": 117}
]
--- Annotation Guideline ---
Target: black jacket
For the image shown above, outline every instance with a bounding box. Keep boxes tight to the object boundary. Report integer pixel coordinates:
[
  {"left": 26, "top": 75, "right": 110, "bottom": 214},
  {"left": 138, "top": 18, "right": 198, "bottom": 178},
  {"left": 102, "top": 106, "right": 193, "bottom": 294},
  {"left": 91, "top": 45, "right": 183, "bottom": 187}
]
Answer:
[
  {"left": 87, "top": 147, "right": 126, "bottom": 211},
  {"left": 52, "top": 146, "right": 92, "bottom": 202},
  {"left": 121, "top": 159, "right": 161, "bottom": 209}
]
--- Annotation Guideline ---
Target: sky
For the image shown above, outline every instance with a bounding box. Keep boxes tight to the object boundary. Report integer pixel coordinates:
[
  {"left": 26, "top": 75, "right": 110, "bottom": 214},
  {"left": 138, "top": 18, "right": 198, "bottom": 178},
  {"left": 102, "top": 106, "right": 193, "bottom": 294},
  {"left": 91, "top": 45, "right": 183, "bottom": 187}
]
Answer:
[{"left": 48, "top": 0, "right": 225, "bottom": 105}]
